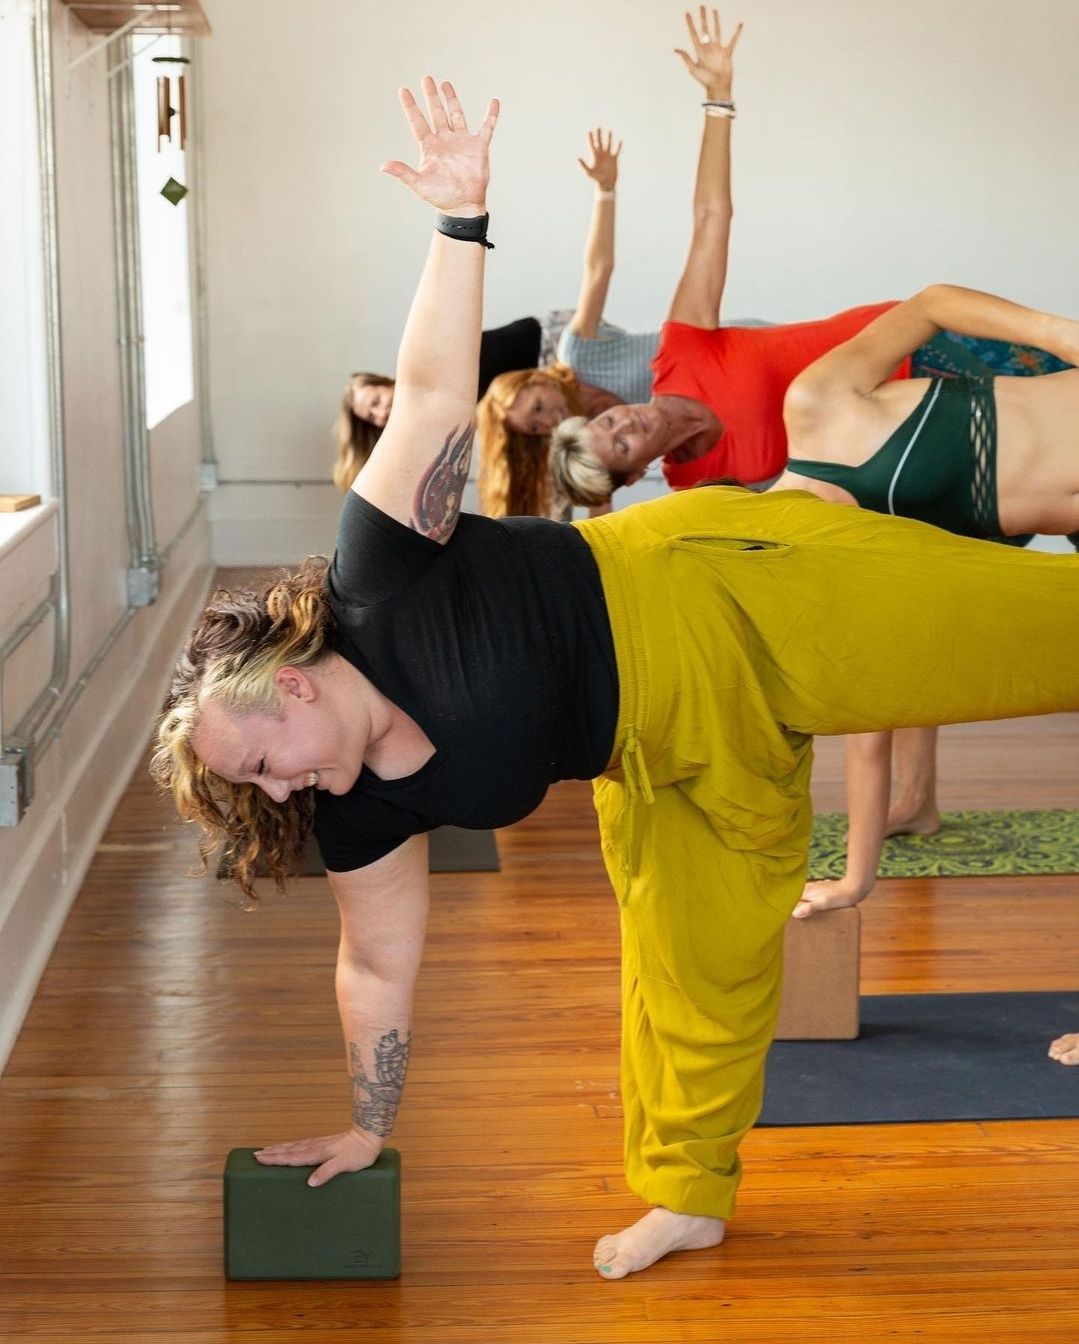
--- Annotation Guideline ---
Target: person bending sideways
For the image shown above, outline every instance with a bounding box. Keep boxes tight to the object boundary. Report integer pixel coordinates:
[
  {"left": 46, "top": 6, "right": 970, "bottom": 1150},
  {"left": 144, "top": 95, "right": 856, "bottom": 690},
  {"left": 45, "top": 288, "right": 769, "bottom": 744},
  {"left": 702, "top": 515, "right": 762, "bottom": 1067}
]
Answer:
[
  {"left": 548, "top": 12, "right": 1070, "bottom": 512},
  {"left": 333, "top": 314, "right": 549, "bottom": 493},
  {"left": 475, "top": 8, "right": 742, "bottom": 518},
  {"left": 472, "top": 122, "right": 638, "bottom": 520},
  {"left": 547, "top": 10, "right": 915, "bottom": 508},
  {"left": 153, "top": 77, "right": 1079, "bottom": 1281},
  {"left": 756, "top": 286, "right": 1079, "bottom": 941},
  {"left": 550, "top": 9, "right": 1073, "bottom": 926}
]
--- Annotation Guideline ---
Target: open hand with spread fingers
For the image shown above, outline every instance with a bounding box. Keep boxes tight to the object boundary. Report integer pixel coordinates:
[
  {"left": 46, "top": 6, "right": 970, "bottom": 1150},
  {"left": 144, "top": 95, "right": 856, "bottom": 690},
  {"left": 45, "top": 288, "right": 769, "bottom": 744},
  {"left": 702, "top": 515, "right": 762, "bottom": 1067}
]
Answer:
[
  {"left": 380, "top": 75, "right": 499, "bottom": 214},
  {"left": 578, "top": 127, "right": 623, "bottom": 192},
  {"left": 675, "top": 7, "right": 743, "bottom": 100}
]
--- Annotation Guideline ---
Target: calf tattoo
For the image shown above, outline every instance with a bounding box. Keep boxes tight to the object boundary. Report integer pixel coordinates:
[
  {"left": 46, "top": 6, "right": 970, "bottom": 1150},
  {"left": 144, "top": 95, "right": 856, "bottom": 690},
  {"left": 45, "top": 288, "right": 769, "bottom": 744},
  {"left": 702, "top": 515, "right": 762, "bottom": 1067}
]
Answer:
[
  {"left": 411, "top": 424, "right": 474, "bottom": 541},
  {"left": 349, "top": 1030, "right": 411, "bottom": 1137}
]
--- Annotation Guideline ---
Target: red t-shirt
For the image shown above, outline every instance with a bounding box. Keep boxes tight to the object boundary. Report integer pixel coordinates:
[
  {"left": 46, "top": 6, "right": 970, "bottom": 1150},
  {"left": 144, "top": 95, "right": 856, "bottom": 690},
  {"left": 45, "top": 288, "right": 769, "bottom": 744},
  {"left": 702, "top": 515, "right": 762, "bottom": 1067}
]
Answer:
[{"left": 651, "top": 303, "right": 913, "bottom": 488}]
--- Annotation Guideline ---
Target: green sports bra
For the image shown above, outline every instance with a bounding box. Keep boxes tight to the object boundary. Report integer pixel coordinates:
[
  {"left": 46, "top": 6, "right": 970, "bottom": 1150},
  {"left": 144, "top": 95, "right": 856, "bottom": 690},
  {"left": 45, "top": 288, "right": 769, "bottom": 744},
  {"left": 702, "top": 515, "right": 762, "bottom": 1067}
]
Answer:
[{"left": 787, "top": 376, "right": 1004, "bottom": 538}]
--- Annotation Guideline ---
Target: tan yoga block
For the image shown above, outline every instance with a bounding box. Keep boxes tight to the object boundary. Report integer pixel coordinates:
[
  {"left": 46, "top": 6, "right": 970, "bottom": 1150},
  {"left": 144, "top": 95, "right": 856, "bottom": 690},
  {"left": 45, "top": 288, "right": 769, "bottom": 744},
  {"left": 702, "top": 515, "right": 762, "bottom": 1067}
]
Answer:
[
  {"left": 773, "top": 906, "right": 861, "bottom": 1040},
  {"left": 0, "top": 494, "right": 41, "bottom": 512}
]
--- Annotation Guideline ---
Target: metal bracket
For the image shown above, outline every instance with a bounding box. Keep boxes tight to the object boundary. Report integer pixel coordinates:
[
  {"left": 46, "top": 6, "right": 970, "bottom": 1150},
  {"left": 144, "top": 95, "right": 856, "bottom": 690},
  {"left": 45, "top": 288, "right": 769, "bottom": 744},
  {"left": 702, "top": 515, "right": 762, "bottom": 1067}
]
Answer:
[
  {"left": 126, "top": 563, "right": 159, "bottom": 607},
  {"left": 0, "top": 748, "right": 31, "bottom": 827},
  {"left": 66, "top": 6, "right": 180, "bottom": 73},
  {"left": 198, "top": 459, "right": 218, "bottom": 491}
]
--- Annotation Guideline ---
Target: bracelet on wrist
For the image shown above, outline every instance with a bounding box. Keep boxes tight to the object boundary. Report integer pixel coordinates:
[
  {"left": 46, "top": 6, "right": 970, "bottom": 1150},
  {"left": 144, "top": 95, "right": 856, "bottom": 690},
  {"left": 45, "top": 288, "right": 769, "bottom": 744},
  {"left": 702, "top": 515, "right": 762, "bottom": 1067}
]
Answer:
[
  {"left": 434, "top": 211, "right": 494, "bottom": 249},
  {"left": 594, "top": 188, "right": 616, "bottom": 201},
  {"left": 702, "top": 100, "right": 736, "bottom": 119}
]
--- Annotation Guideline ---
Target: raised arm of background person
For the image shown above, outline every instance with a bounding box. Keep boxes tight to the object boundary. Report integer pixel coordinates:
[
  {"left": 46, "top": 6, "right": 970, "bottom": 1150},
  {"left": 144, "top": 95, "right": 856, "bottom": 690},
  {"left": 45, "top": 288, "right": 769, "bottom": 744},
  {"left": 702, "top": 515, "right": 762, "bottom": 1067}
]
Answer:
[
  {"left": 566, "top": 128, "right": 622, "bottom": 339},
  {"left": 788, "top": 286, "right": 1079, "bottom": 415},
  {"left": 253, "top": 834, "right": 431, "bottom": 1184},
  {"left": 666, "top": 9, "right": 742, "bottom": 329},
  {"left": 356, "top": 77, "right": 499, "bottom": 543},
  {"left": 793, "top": 732, "right": 891, "bottom": 919}
]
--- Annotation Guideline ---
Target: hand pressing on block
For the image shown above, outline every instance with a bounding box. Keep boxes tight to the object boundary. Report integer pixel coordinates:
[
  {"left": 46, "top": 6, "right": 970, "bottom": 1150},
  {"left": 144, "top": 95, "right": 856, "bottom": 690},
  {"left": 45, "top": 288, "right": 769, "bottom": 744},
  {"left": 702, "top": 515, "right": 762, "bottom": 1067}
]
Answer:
[
  {"left": 224, "top": 1148, "right": 401, "bottom": 1280},
  {"left": 253, "top": 1025, "right": 411, "bottom": 1186},
  {"left": 254, "top": 1127, "right": 383, "bottom": 1188}
]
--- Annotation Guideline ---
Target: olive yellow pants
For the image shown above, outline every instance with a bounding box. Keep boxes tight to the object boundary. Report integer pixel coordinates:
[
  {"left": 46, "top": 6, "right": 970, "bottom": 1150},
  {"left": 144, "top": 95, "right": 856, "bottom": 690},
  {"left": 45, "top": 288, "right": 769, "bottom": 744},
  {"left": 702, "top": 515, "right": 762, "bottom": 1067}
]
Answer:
[{"left": 574, "top": 487, "right": 1078, "bottom": 1219}]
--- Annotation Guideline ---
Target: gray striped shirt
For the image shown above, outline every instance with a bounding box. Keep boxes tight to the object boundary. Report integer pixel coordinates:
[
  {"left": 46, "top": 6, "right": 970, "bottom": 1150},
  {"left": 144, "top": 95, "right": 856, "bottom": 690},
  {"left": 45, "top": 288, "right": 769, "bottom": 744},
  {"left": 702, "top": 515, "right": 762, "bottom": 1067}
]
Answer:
[{"left": 556, "top": 321, "right": 660, "bottom": 403}]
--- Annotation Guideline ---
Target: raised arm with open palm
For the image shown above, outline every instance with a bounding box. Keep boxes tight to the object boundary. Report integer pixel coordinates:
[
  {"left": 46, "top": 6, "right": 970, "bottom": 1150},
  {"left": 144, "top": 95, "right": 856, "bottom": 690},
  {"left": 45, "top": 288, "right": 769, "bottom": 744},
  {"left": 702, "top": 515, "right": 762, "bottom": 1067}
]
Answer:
[{"left": 356, "top": 77, "right": 500, "bottom": 543}]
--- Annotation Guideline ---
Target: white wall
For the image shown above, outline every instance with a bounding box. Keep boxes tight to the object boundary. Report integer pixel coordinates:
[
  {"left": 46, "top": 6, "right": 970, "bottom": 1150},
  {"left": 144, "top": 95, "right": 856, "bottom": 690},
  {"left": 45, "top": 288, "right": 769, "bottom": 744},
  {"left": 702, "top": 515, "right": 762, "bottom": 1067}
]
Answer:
[
  {"left": 0, "top": 2, "right": 212, "bottom": 1070},
  {"left": 201, "top": 0, "right": 1079, "bottom": 560}
]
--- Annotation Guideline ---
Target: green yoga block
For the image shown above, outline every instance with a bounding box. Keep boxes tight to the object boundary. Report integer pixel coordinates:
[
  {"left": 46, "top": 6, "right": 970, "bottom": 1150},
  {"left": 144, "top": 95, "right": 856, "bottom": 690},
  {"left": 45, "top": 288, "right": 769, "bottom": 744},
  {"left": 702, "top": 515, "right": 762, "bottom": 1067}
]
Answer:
[{"left": 223, "top": 1148, "right": 401, "bottom": 1280}]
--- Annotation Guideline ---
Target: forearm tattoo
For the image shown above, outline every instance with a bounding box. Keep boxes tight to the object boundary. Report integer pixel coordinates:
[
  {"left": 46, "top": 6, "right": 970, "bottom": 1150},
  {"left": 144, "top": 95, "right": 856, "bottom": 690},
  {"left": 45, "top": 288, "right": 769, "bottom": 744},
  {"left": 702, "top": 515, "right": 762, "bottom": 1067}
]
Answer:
[
  {"left": 349, "top": 1029, "right": 411, "bottom": 1137},
  {"left": 411, "top": 424, "right": 474, "bottom": 541}
]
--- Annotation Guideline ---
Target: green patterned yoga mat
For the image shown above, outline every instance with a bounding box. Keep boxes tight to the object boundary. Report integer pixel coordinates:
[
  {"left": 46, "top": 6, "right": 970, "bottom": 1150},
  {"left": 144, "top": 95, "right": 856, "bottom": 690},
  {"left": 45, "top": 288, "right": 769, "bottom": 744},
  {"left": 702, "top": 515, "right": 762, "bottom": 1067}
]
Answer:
[{"left": 808, "top": 809, "right": 1079, "bottom": 880}]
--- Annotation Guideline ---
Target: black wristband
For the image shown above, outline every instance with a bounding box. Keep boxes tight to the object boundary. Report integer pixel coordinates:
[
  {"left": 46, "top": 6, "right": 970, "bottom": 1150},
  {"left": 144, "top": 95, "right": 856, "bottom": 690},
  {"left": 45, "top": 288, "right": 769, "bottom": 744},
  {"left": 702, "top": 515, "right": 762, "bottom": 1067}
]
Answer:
[{"left": 435, "top": 212, "right": 494, "bottom": 250}]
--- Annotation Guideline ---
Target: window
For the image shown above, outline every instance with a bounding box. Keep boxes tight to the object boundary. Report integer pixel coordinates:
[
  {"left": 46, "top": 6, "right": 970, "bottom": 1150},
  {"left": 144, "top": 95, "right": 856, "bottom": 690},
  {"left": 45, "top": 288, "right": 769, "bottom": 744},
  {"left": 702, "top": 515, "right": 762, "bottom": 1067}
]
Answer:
[
  {"left": 0, "top": 0, "right": 50, "bottom": 495},
  {"left": 132, "top": 33, "right": 194, "bottom": 429}
]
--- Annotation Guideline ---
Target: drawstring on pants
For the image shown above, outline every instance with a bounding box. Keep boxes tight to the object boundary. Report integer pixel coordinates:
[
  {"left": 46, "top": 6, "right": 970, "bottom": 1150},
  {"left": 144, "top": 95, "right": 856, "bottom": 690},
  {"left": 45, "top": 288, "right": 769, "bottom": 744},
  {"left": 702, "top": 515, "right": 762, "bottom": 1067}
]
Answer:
[{"left": 617, "top": 730, "right": 655, "bottom": 905}]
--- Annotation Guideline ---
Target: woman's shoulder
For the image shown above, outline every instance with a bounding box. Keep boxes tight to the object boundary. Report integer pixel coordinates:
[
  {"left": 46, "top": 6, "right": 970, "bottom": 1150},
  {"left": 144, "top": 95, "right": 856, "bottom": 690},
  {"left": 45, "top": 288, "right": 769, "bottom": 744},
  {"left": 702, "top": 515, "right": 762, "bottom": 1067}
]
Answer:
[{"left": 313, "top": 783, "right": 425, "bottom": 873}]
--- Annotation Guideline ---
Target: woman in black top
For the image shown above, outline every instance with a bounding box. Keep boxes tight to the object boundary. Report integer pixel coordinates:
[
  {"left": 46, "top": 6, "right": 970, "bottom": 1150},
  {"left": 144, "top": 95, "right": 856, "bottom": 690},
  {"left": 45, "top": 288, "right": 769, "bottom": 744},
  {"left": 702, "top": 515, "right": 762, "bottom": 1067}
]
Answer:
[
  {"left": 333, "top": 317, "right": 546, "bottom": 492},
  {"left": 154, "top": 76, "right": 1079, "bottom": 1280}
]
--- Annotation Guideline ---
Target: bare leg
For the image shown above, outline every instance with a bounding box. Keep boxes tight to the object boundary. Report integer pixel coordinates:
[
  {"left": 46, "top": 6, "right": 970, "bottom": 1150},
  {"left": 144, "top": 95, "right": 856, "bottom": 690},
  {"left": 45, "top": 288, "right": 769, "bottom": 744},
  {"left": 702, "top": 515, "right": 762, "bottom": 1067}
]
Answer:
[
  {"left": 593, "top": 1207, "right": 725, "bottom": 1279},
  {"left": 1048, "top": 1033, "right": 1079, "bottom": 1065},
  {"left": 887, "top": 726, "right": 941, "bottom": 836}
]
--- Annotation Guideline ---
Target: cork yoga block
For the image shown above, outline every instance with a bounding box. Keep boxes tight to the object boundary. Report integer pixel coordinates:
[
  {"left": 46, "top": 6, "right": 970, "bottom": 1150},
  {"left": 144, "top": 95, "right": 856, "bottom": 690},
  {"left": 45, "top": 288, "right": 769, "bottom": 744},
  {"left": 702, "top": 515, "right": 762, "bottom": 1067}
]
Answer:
[
  {"left": 223, "top": 1148, "right": 401, "bottom": 1280},
  {"left": 774, "top": 906, "right": 861, "bottom": 1040}
]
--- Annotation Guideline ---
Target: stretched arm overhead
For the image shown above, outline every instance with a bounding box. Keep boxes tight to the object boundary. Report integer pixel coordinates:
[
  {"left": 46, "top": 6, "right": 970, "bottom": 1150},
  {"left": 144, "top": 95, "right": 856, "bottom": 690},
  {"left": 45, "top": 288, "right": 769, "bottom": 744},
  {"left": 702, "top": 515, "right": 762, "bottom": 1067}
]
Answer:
[
  {"left": 666, "top": 8, "right": 742, "bottom": 329},
  {"left": 566, "top": 128, "right": 623, "bottom": 339},
  {"left": 357, "top": 77, "right": 499, "bottom": 543},
  {"left": 788, "top": 285, "right": 1079, "bottom": 409}
]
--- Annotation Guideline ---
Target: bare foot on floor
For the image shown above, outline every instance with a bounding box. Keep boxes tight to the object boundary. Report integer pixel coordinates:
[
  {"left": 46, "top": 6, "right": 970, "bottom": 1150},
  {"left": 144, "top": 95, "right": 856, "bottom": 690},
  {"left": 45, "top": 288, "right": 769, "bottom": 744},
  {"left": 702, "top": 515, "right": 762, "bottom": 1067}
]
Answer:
[
  {"left": 593, "top": 1207, "right": 724, "bottom": 1280},
  {"left": 1049, "top": 1033, "right": 1079, "bottom": 1065},
  {"left": 885, "top": 800, "right": 941, "bottom": 838}
]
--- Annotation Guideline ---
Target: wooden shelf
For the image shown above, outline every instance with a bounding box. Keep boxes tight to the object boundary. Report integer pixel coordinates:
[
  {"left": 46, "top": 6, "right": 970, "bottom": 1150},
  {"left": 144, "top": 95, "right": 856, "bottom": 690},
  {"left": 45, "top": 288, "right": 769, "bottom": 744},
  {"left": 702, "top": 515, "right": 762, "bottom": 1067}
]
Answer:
[{"left": 61, "top": 1, "right": 210, "bottom": 37}]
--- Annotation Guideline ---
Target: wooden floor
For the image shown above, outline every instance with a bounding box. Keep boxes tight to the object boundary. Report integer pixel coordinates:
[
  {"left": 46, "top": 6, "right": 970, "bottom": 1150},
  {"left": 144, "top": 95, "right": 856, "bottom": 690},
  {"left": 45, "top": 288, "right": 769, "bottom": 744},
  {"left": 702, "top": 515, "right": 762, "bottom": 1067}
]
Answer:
[{"left": 2, "top": 706, "right": 1078, "bottom": 1342}]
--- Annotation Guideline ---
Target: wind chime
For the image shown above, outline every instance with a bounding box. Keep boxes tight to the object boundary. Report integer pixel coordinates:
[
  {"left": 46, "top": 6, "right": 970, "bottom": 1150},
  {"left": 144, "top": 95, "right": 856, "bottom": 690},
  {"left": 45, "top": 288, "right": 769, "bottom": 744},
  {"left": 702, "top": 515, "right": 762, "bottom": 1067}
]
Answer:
[{"left": 153, "top": 53, "right": 190, "bottom": 205}]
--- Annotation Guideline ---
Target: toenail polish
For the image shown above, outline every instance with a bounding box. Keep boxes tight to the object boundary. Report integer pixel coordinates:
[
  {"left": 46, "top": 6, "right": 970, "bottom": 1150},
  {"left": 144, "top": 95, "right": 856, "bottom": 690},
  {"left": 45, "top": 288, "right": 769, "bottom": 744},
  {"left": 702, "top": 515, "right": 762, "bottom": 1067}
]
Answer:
[{"left": 600, "top": 1264, "right": 612, "bottom": 1274}]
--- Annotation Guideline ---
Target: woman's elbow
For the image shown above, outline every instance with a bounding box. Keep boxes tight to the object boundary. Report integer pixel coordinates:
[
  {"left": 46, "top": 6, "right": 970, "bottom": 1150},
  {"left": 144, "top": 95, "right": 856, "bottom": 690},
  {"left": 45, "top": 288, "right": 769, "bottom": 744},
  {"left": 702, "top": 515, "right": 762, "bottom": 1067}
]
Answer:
[
  {"left": 911, "top": 283, "right": 955, "bottom": 317},
  {"left": 692, "top": 202, "right": 733, "bottom": 230}
]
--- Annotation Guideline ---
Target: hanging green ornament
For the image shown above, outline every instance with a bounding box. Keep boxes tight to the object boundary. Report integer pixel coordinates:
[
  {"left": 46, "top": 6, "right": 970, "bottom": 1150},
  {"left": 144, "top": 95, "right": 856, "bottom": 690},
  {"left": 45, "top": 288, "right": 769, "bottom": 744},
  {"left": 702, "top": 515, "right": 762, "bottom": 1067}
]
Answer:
[{"left": 161, "top": 177, "right": 188, "bottom": 206}]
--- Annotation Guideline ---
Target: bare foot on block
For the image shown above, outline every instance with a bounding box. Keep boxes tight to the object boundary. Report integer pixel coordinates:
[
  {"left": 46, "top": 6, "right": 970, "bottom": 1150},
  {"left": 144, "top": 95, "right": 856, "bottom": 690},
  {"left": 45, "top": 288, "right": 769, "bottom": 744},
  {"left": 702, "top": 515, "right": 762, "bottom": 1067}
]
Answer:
[
  {"left": 885, "top": 799, "right": 941, "bottom": 838},
  {"left": 1049, "top": 1033, "right": 1079, "bottom": 1065},
  {"left": 593, "top": 1207, "right": 724, "bottom": 1279}
]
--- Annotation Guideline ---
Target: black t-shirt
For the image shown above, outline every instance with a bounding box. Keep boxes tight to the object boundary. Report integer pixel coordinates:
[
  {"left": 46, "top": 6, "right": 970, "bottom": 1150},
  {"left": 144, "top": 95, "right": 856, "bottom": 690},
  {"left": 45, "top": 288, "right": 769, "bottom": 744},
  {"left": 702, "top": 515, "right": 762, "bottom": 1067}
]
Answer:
[
  {"left": 313, "top": 494, "right": 618, "bottom": 872},
  {"left": 477, "top": 318, "right": 542, "bottom": 398}
]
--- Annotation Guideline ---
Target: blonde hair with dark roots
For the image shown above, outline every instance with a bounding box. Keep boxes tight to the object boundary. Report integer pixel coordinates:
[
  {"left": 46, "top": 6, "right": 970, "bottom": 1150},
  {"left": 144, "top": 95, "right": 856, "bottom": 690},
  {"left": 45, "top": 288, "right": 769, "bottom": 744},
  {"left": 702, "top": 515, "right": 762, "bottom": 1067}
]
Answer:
[
  {"left": 476, "top": 365, "right": 584, "bottom": 517},
  {"left": 333, "top": 372, "right": 395, "bottom": 493},
  {"left": 150, "top": 558, "right": 335, "bottom": 904},
  {"left": 549, "top": 416, "right": 621, "bottom": 506}
]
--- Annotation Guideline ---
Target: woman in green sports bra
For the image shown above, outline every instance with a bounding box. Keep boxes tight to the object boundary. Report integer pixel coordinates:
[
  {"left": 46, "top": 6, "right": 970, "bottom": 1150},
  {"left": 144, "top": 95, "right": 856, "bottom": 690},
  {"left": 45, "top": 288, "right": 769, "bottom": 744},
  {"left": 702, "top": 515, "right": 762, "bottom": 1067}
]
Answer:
[{"left": 768, "top": 282, "right": 1079, "bottom": 928}]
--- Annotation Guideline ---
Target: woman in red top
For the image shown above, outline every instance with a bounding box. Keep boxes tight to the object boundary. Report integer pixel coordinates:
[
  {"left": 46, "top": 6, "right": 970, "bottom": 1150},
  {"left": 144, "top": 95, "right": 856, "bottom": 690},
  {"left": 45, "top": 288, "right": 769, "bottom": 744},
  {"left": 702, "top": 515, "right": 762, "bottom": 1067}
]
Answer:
[{"left": 549, "top": 15, "right": 914, "bottom": 503}]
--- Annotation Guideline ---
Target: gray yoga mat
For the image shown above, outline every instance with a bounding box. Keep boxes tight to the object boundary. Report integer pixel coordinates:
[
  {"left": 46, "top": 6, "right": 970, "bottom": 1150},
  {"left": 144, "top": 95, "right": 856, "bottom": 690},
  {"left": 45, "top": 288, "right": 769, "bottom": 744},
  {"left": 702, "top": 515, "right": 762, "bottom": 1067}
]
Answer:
[
  {"left": 759, "top": 991, "right": 1079, "bottom": 1126},
  {"left": 219, "top": 826, "right": 500, "bottom": 880}
]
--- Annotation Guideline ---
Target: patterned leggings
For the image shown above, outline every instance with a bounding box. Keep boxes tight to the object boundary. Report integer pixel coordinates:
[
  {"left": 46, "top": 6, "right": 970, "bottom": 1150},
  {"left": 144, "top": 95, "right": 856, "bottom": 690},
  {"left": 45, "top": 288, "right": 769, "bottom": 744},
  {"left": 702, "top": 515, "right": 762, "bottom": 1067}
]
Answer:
[{"left": 913, "top": 331, "right": 1072, "bottom": 379}]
